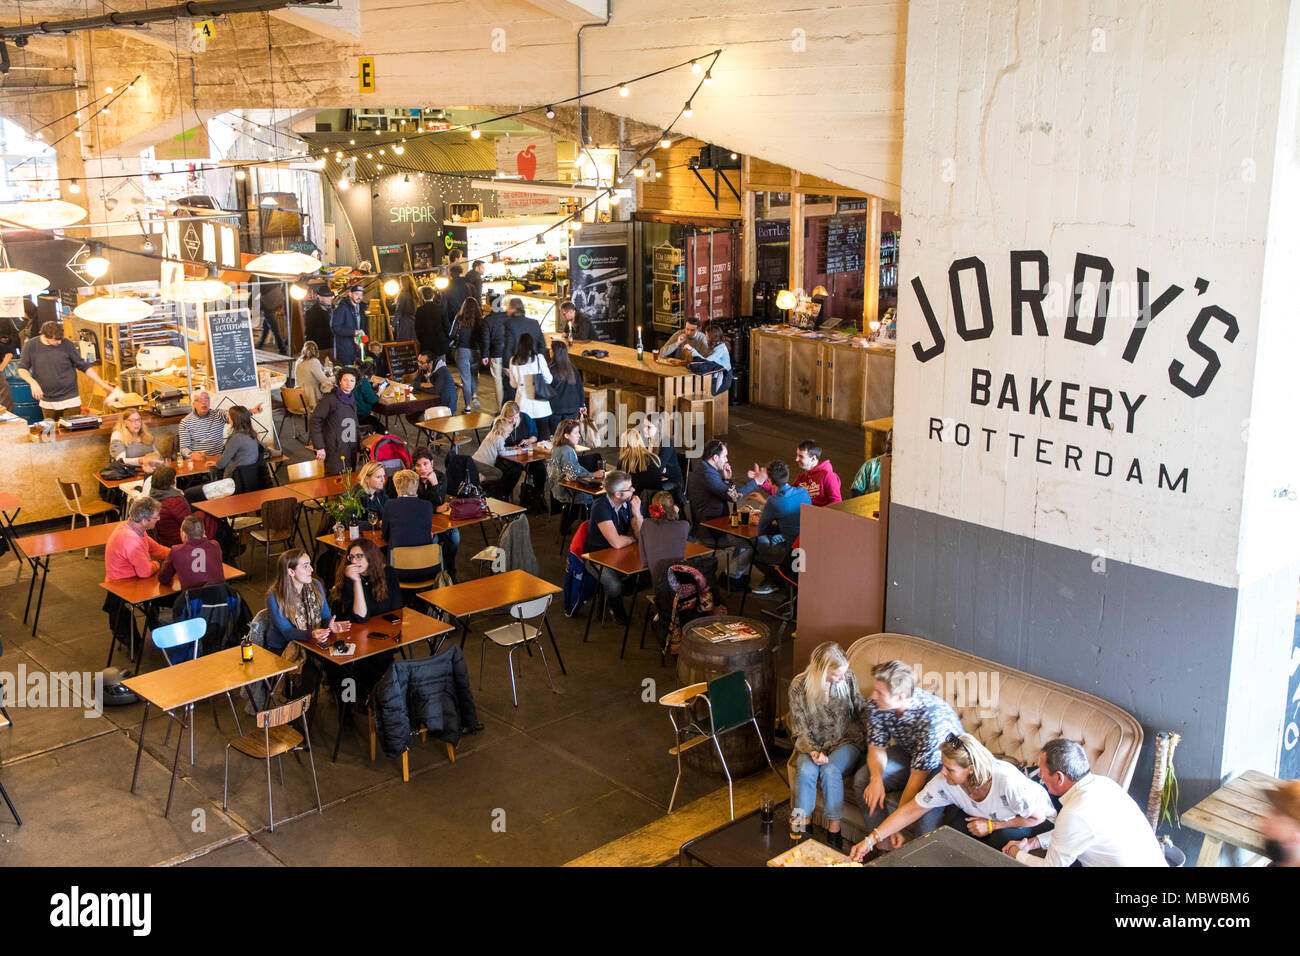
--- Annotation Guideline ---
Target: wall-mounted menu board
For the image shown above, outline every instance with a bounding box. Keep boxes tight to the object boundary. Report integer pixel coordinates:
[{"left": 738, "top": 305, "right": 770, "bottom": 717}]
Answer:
[
  {"left": 372, "top": 243, "right": 410, "bottom": 278},
  {"left": 825, "top": 214, "right": 866, "bottom": 275},
  {"left": 207, "top": 308, "right": 258, "bottom": 391},
  {"left": 410, "top": 242, "right": 435, "bottom": 272},
  {"left": 382, "top": 340, "right": 419, "bottom": 380}
]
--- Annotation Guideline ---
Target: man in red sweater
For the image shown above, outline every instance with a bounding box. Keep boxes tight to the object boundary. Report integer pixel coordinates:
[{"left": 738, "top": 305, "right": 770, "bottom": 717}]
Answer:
[
  {"left": 104, "top": 496, "right": 169, "bottom": 580},
  {"left": 752, "top": 440, "right": 843, "bottom": 507},
  {"left": 158, "top": 515, "right": 226, "bottom": 589}
]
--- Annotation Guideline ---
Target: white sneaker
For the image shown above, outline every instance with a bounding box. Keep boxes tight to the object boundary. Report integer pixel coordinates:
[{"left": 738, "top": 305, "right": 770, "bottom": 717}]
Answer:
[
  {"left": 471, "top": 396, "right": 481, "bottom": 410},
  {"left": 752, "top": 582, "right": 779, "bottom": 596}
]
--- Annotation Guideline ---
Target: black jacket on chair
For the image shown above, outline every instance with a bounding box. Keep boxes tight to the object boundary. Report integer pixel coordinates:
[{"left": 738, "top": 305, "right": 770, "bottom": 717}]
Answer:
[{"left": 371, "top": 646, "right": 480, "bottom": 758}]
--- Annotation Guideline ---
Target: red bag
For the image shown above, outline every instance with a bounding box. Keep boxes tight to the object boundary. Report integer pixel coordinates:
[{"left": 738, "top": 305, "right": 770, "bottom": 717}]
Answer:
[{"left": 449, "top": 496, "right": 490, "bottom": 520}]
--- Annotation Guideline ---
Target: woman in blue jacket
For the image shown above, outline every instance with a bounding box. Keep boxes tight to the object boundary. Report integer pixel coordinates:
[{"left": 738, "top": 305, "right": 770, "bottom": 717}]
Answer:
[{"left": 265, "top": 549, "right": 344, "bottom": 652}]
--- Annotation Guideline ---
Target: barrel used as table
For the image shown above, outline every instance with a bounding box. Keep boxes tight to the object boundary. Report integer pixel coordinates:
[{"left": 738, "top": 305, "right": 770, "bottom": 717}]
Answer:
[{"left": 676, "top": 615, "right": 775, "bottom": 776}]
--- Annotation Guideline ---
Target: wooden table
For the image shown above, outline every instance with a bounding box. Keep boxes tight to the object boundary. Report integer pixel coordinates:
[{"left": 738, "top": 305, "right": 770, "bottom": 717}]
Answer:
[
  {"left": 99, "top": 564, "right": 246, "bottom": 668},
  {"left": 561, "top": 478, "right": 605, "bottom": 498},
  {"left": 549, "top": 335, "right": 712, "bottom": 426},
  {"left": 828, "top": 492, "right": 880, "bottom": 519},
  {"left": 312, "top": 498, "right": 525, "bottom": 552},
  {"left": 284, "top": 471, "right": 362, "bottom": 502},
  {"left": 94, "top": 453, "right": 290, "bottom": 490},
  {"left": 125, "top": 645, "right": 298, "bottom": 817},
  {"left": 15, "top": 520, "right": 126, "bottom": 636},
  {"left": 863, "top": 416, "right": 894, "bottom": 459},
  {"left": 1184, "top": 770, "right": 1280, "bottom": 867},
  {"left": 418, "top": 569, "right": 565, "bottom": 672},
  {"left": 701, "top": 513, "right": 761, "bottom": 541},
  {"left": 194, "top": 486, "right": 299, "bottom": 521},
  {"left": 582, "top": 540, "right": 712, "bottom": 656},
  {"left": 296, "top": 607, "right": 455, "bottom": 760},
  {"left": 415, "top": 412, "right": 495, "bottom": 443}
]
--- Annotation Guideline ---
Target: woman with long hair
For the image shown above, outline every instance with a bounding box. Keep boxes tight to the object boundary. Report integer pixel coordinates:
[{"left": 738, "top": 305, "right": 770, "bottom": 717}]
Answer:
[
  {"left": 637, "top": 490, "right": 689, "bottom": 590},
  {"left": 618, "top": 422, "right": 665, "bottom": 498},
  {"left": 331, "top": 536, "right": 403, "bottom": 620},
  {"left": 546, "top": 339, "right": 585, "bottom": 433},
  {"left": 293, "top": 339, "right": 332, "bottom": 412},
  {"left": 788, "top": 642, "right": 868, "bottom": 848},
  {"left": 390, "top": 288, "right": 416, "bottom": 344},
  {"left": 450, "top": 297, "right": 488, "bottom": 412},
  {"left": 471, "top": 400, "right": 531, "bottom": 488},
  {"left": 850, "top": 733, "right": 1055, "bottom": 860},
  {"left": 545, "top": 417, "right": 604, "bottom": 507},
  {"left": 109, "top": 409, "right": 159, "bottom": 466},
  {"left": 213, "top": 405, "right": 267, "bottom": 479},
  {"left": 265, "top": 549, "right": 344, "bottom": 652},
  {"left": 507, "top": 333, "right": 553, "bottom": 438}
]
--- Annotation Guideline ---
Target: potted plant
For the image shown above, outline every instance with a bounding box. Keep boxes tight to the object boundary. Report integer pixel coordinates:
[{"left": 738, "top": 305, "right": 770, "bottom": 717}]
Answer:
[
  {"left": 323, "top": 468, "right": 365, "bottom": 539},
  {"left": 1146, "top": 731, "right": 1184, "bottom": 866}
]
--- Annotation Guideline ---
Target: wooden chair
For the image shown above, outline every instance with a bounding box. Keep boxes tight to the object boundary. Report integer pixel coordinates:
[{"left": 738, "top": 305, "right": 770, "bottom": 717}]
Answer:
[
  {"left": 390, "top": 543, "right": 443, "bottom": 598},
  {"left": 279, "top": 387, "right": 310, "bottom": 442},
  {"left": 658, "top": 669, "right": 782, "bottom": 819},
  {"left": 367, "top": 711, "right": 456, "bottom": 782},
  {"left": 286, "top": 458, "right": 325, "bottom": 544},
  {"left": 55, "top": 476, "right": 118, "bottom": 557},
  {"left": 247, "top": 497, "right": 299, "bottom": 578},
  {"left": 222, "top": 694, "right": 322, "bottom": 833},
  {"left": 480, "top": 594, "right": 558, "bottom": 708}
]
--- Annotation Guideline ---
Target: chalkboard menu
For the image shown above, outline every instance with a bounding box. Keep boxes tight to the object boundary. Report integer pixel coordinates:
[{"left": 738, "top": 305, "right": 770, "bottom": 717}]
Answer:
[
  {"left": 826, "top": 215, "right": 866, "bottom": 274},
  {"left": 382, "top": 340, "right": 419, "bottom": 380},
  {"left": 373, "top": 243, "right": 410, "bottom": 278},
  {"left": 207, "top": 308, "right": 258, "bottom": 391}
]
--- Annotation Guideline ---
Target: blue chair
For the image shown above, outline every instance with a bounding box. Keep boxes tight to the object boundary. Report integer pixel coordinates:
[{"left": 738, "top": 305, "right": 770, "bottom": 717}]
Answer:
[{"left": 151, "top": 619, "right": 243, "bottom": 764}]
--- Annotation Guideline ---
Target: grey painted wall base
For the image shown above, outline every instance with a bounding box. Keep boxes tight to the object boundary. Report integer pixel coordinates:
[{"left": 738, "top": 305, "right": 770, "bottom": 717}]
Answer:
[{"left": 886, "top": 503, "right": 1244, "bottom": 858}]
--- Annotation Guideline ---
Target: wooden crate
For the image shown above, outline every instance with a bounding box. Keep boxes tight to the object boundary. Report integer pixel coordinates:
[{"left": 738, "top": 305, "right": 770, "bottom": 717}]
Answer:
[
  {"left": 676, "top": 396, "right": 712, "bottom": 447},
  {"left": 584, "top": 386, "right": 613, "bottom": 419}
]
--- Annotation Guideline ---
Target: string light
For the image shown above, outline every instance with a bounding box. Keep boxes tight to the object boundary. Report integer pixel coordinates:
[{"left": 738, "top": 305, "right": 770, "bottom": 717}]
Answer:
[
  {"left": 85, "top": 243, "right": 110, "bottom": 279},
  {"left": 105, "top": 85, "right": 113, "bottom": 93},
  {"left": 470, "top": 126, "right": 480, "bottom": 139},
  {"left": 691, "top": 60, "right": 700, "bottom": 73},
  {"left": 619, "top": 84, "right": 630, "bottom": 97},
  {"left": 235, "top": 169, "right": 246, "bottom": 180},
  {"left": 633, "top": 167, "right": 645, "bottom": 178},
  {"left": 289, "top": 283, "right": 308, "bottom": 301},
  {"left": 383, "top": 279, "right": 400, "bottom": 296},
  {"left": 683, "top": 101, "right": 694, "bottom": 118},
  {"left": 545, "top": 106, "right": 555, "bottom": 118},
  {"left": 68, "top": 178, "right": 81, "bottom": 194},
  {"left": 703, "top": 71, "right": 713, "bottom": 85},
  {"left": 339, "top": 178, "right": 350, "bottom": 190},
  {"left": 659, "top": 138, "right": 671, "bottom": 149}
]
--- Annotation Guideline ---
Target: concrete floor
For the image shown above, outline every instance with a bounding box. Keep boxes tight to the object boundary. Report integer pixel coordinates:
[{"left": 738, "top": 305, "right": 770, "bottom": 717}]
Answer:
[{"left": 0, "top": 387, "right": 867, "bottom": 866}]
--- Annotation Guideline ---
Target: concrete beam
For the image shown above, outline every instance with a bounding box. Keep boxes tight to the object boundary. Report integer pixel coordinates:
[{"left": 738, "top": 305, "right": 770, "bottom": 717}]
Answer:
[
  {"left": 270, "top": 0, "right": 361, "bottom": 43},
  {"left": 523, "top": 0, "right": 608, "bottom": 24}
]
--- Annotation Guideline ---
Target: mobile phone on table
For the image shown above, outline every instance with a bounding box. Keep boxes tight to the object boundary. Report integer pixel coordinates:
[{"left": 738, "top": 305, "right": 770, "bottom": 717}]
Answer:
[{"left": 382, "top": 612, "right": 402, "bottom": 624}]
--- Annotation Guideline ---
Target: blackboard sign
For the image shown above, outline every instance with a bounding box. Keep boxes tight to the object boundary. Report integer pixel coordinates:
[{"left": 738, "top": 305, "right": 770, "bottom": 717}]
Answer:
[
  {"left": 207, "top": 308, "right": 258, "bottom": 391},
  {"left": 382, "top": 340, "right": 419, "bottom": 380},
  {"left": 411, "top": 242, "right": 435, "bottom": 272},
  {"left": 373, "top": 243, "right": 410, "bottom": 278},
  {"left": 826, "top": 214, "right": 866, "bottom": 275}
]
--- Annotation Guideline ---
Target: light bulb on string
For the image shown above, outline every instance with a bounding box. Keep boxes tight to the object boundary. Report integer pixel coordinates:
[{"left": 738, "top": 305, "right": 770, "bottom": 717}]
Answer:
[
  {"left": 683, "top": 102, "right": 694, "bottom": 118},
  {"left": 545, "top": 106, "right": 555, "bottom": 119},
  {"left": 659, "top": 139, "right": 671, "bottom": 149},
  {"left": 85, "top": 243, "right": 110, "bottom": 279},
  {"left": 338, "top": 178, "right": 350, "bottom": 190},
  {"left": 383, "top": 279, "right": 400, "bottom": 296},
  {"left": 289, "top": 283, "right": 308, "bottom": 301},
  {"left": 105, "top": 85, "right": 113, "bottom": 93},
  {"left": 470, "top": 126, "right": 481, "bottom": 139},
  {"left": 235, "top": 169, "right": 246, "bottom": 180},
  {"left": 68, "top": 179, "right": 80, "bottom": 194},
  {"left": 690, "top": 60, "right": 700, "bottom": 73},
  {"left": 633, "top": 167, "right": 645, "bottom": 178},
  {"left": 619, "top": 84, "right": 630, "bottom": 97},
  {"left": 703, "top": 71, "right": 713, "bottom": 85}
]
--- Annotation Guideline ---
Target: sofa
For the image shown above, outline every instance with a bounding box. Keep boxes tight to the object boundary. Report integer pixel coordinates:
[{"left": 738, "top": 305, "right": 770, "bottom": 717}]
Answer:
[{"left": 785, "top": 633, "right": 1144, "bottom": 839}]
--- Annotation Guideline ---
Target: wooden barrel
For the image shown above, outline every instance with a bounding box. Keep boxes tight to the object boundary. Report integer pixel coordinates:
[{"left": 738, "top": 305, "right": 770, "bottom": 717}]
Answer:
[{"left": 676, "top": 615, "right": 775, "bottom": 776}]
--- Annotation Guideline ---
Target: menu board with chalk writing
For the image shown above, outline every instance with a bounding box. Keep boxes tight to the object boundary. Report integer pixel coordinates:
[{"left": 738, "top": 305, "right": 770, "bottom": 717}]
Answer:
[
  {"left": 206, "top": 308, "right": 258, "bottom": 391},
  {"left": 825, "top": 215, "right": 866, "bottom": 275},
  {"left": 382, "top": 340, "right": 419, "bottom": 380}
]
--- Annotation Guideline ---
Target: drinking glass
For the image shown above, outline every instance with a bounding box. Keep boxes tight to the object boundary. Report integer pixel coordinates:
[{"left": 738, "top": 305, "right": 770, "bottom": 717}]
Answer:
[{"left": 760, "top": 794, "right": 775, "bottom": 825}]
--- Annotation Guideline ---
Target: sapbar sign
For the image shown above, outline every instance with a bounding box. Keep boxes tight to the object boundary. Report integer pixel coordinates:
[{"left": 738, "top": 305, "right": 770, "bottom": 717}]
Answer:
[{"left": 894, "top": 247, "right": 1251, "bottom": 587}]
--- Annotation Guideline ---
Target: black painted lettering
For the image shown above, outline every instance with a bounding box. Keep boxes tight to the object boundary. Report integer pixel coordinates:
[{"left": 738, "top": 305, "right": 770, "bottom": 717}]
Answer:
[
  {"left": 1065, "top": 253, "right": 1113, "bottom": 346},
  {"left": 949, "top": 256, "right": 995, "bottom": 341},
  {"left": 1095, "top": 450, "right": 1113, "bottom": 477},
  {"left": 954, "top": 423, "right": 971, "bottom": 446},
  {"left": 929, "top": 417, "right": 945, "bottom": 440},
  {"left": 1058, "top": 381, "right": 1079, "bottom": 422},
  {"left": 1126, "top": 458, "right": 1143, "bottom": 484},
  {"left": 1159, "top": 464, "right": 1189, "bottom": 493},
  {"left": 1029, "top": 377, "right": 1053, "bottom": 417},
  {"left": 1119, "top": 391, "right": 1147, "bottom": 434},
  {"left": 911, "top": 277, "right": 946, "bottom": 362},
  {"left": 1169, "top": 305, "right": 1239, "bottom": 398},
  {"left": 1010, "top": 250, "right": 1050, "bottom": 337},
  {"left": 1087, "top": 387, "right": 1113, "bottom": 429},
  {"left": 997, "top": 374, "right": 1020, "bottom": 411},
  {"left": 971, "top": 368, "right": 991, "bottom": 406},
  {"left": 1009, "top": 433, "right": 1025, "bottom": 456},
  {"left": 1035, "top": 438, "right": 1053, "bottom": 464},
  {"left": 1122, "top": 269, "right": 1183, "bottom": 363},
  {"left": 982, "top": 427, "right": 996, "bottom": 451},
  {"left": 1064, "top": 444, "right": 1083, "bottom": 470}
]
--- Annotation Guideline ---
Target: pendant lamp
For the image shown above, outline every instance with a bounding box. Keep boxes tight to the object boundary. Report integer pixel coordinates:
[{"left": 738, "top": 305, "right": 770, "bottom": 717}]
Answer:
[
  {"left": 0, "top": 198, "right": 88, "bottom": 229},
  {"left": 162, "top": 265, "right": 231, "bottom": 303},
  {"left": 244, "top": 250, "right": 321, "bottom": 278},
  {"left": 0, "top": 268, "right": 49, "bottom": 296},
  {"left": 74, "top": 295, "right": 155, "bottom": 323}
]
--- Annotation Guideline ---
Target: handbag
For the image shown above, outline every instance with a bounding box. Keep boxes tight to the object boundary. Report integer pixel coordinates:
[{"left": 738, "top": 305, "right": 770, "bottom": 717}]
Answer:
[
  {"left": 99, "top": 462, "right": 140, "bottom": 481},
  {"left": 532, "top": 364, "right": 553, "bottom": 401},
  {"left": 448, "top": 477, "right": 490, "bottom": 520}
]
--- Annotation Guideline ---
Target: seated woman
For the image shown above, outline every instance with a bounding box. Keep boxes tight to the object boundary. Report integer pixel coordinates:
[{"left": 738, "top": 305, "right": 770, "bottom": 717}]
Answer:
[
  {"left": 684, "top": 324, "right": 733, "bottom": 396},
  {"left": 789, "top": 642, "right": 869, "bottom": 849},
  {"left": 356, "top": 461, "right": 389, "bottom": 528},
  {"left": 642, "top": 413, "right": 684, "bottom": 496},
  {"left": 108, "top": 409, "right": 160, "bottom": 467},
  {"left": 618, "top": 423, "right": 666, "bottom": 499},
  {"left": 379, "top": 470, "right": 447, "bottom": 582},
  {"left": 545, "top": 418, "right": 604, "bottom": 508},
  {"left": 331, "top": 536, "right": 405, "bottom": 698},
  {"left": 265, "top": 549, "right": 346, "bottom": 653},
  {"left": 148, "top": 464, "right": 192, "bottom": 547},
  {"left": 212, "top": 405, "right": 267, "bottom": 479},
  {"left": 471, "top": 401, "right": 533, "bottom": 496},
  {"left": 293, "top": 340, "right": 332, "bottom": 413},
  {"left": 354, "top": 359, "right": 383, "bottom": 432},
  {"left": 637, "top": 491, "right": 689, "bottom": 592},
  {"left": 850, "top": 732, "right": 1056, "bottom": 861}
]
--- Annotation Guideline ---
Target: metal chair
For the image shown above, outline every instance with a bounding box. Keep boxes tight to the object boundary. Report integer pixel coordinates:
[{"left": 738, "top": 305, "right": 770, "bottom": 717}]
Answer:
[
  {"left": 222, "top": 694, "right": 322, "bottom": 833},
  {"left": 658, "top": 669, "right": 782, "bottom": 819},
  {"left": 151, "top": 618, "right": 244, "bottom": 764},
  {"left": 55, "top": 477, "right": 117, "bottom": 557},
  {"left": 425, "top": 405, "right": 471, "bottom": 449},
  {"left": 480, "top": 594, "right": 558, "bottom": 707}
]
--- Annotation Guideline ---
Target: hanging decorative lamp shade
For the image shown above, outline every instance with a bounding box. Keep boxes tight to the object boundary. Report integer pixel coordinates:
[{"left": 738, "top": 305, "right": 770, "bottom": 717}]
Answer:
[
  {"left": 162, "top": 274, "right": 232, "bottom": 303},
  {"left": 0, "top": 268, "right": 50, "bottom": 296},
  {"left": 74, "top": 295, "right": 154, "bottom": 323},
  {"left": 0, "top": 198, "right": 88, "bottom": 229},
  {"left": 245, "top": 250, "right": 320, "bottom": 278}
]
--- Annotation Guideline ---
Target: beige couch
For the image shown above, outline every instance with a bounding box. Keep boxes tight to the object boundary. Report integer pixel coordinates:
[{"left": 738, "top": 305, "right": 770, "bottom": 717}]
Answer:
[{"left": 786, "top": 633, "right": 1144, "bottom": 839}]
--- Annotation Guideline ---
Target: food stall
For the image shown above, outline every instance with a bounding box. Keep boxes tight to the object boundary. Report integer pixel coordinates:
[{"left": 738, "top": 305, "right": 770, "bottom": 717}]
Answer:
[
  {"left": 455, "top": 217, "right": 568, "bottom": 327},
  {"left": 748, "top": 324, "right": 894, "bottom": 426}
]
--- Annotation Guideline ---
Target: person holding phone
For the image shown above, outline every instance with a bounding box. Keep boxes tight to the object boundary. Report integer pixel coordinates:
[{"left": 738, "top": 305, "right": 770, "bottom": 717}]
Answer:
[{"left": 332, "top": 537, "right": 403, "bottom": 622}]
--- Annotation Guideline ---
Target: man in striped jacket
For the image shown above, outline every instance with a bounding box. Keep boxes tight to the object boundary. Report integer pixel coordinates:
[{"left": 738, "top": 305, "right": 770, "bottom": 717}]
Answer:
[{"left": 178, "top": 391, "right": 264, "bottom": 456}]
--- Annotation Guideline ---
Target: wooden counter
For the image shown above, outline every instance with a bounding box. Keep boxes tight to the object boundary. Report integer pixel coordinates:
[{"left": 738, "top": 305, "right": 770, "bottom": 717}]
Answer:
[{"left": 749, "top": 326, "right": 894, "bottom": 426}]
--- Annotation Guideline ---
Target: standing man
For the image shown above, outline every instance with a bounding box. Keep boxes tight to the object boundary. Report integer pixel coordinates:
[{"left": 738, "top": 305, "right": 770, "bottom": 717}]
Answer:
[
  {"left": 850, "top": 660, "right": 963, "bottom": 853},
  {"left": 17, "top": 321, "right": 111, "bottom": 419},
  {"left": 178, "top": 390, "right": 264, "bottom": 457},
  {"left": 502, "top": 298, "right": 544, "bottom": 405},
  {"left": 558, "top": 299, "right": 595, "bottom": 341},
  {"left": 466, "top": 259, "right": 485, "bottom": 304},
  {"left": 310, "top": 366, "right": 361, "bottom": 475},
  {"left": 658, "top": 315, "right": 707, "bottom": 358},
  {"left": 484, "top": 296, "right": 508, "bottom": 408},
  {"left": 1002, "top": 738, "right": 1168, "bottom": 866},
  {"left": 303, "top": 285, "right": 335, "bottom": 354},
  {"left": 583, "top": 470, "right": 643, "bottom": 625},
  {"left": 415, "top": 285, "right": 449, "bottom": 360},
  {"left": 331, "top": 284, "right": 367, "bottom": 366},
  {"left": 442, "top": 265, "right": 472, "bottom": 332}
]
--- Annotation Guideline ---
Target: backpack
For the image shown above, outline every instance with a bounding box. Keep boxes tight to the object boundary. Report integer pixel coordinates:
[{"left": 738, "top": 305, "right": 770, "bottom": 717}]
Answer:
[
  {"left": 363, "top": 433, "right": 412, "bottom": 475},
  {"left": 172, "top": 584, "right": 252, "bottom": 656},
  {"left": 663, "top": 564, "right": 726, "bottom": 656}
]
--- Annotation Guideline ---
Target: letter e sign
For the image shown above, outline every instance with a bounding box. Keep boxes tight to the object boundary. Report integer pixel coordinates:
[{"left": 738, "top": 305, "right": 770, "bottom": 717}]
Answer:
[{"left": 358, "top": 57, "right": 376, "bottom": 94}]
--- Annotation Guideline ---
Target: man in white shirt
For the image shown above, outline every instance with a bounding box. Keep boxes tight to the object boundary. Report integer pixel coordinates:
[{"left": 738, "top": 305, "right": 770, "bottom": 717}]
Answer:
[{"left": 1004, "top": 738, "right": 1166, "bottom": 867}]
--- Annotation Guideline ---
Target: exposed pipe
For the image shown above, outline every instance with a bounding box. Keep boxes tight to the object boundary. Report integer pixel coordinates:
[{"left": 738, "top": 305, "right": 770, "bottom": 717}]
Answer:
[
  {"left": 0, "top": 0, "right": 333, "bottom": 40},
  {"left": 575, "top": 3, "right": 612, "bottom": 187}
]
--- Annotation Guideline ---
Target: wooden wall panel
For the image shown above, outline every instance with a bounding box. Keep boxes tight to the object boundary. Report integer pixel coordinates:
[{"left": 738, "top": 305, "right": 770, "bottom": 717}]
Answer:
[{"left": 638, "top": 138, "right": 741, "bottom": 219}]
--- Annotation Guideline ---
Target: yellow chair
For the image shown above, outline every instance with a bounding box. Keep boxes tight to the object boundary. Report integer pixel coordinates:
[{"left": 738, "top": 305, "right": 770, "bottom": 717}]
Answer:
[{"left": 390, "top": 543, "right": 444, "bottom": 596}]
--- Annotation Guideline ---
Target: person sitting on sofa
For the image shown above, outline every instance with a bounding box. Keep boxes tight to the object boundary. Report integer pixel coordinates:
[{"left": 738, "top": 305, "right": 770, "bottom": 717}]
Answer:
[
  {"left": 850, "top": 732, "right": 1054, "bottom": 860},
  {"left": 850, "top": 659, "right": 963, "bottom": 851},
  {"left": 1002, "top": 738, "right": 1167, "bottom": 867},
  {"left": 789, "top": 642, "right": 868, "bottom": 849}
]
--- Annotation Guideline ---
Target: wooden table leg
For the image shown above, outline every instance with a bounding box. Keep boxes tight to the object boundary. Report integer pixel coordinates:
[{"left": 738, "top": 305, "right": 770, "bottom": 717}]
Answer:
[
  {"left": 1194, "top": 835, "right": 1223, "bottom": 867},
  {"left": 129, "top": 702, "right": 151, "bottom": 793},
  {"left": 163, "top": 708, "right": 187, "bottom": 818}
]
